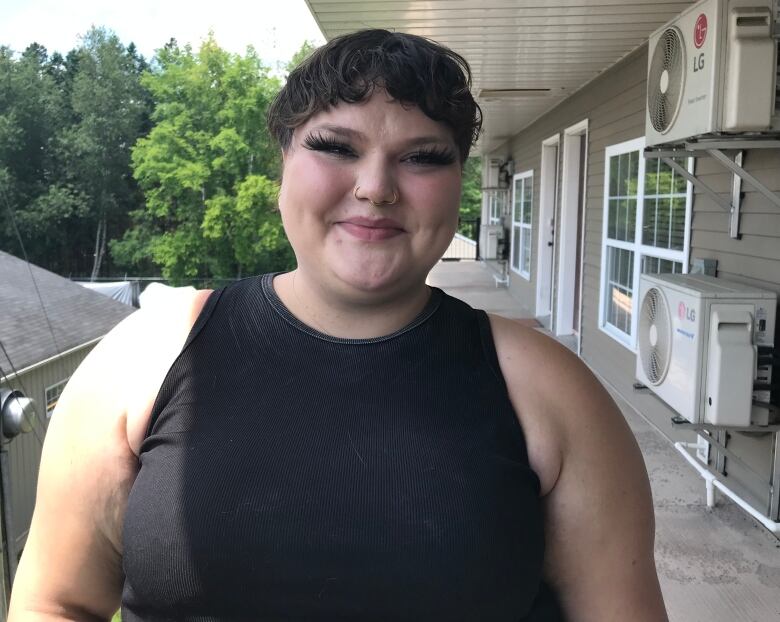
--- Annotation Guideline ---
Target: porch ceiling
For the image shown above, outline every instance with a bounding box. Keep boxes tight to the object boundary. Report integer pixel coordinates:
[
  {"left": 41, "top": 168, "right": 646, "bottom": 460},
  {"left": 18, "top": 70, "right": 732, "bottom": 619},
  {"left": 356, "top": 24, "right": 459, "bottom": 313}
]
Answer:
[{"left": 304, "top": 0, "right": 696, "bottom": 154}]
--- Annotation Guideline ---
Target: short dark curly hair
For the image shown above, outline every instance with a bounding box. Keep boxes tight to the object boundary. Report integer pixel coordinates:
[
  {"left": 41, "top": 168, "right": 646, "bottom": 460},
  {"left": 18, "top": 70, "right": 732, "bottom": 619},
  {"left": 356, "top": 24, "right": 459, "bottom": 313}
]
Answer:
[{"left": 267, "top": 29, "right": 482, "bottom": 163}]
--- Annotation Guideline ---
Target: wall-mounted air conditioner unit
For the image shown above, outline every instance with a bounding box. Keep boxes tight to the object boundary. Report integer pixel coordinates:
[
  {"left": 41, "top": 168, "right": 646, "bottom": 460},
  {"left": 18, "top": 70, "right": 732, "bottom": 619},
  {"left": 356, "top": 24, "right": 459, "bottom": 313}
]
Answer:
[
  {"left": 646, "top": 0, "right": 780, "bottom": 146},
  {"left": 636, "top": 273, "right": 776, "bottom": 426},
  {"left": 481, "top": 224, "right": 505, "bottom": 260},
  {"left": 486, "top": 159, "right": 501, "bottom": 188}
]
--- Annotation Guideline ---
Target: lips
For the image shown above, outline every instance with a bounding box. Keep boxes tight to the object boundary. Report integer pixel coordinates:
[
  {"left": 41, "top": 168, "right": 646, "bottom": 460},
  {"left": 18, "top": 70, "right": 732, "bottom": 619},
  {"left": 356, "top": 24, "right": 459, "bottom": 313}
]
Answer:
[{"left": 336, "top": 216, "right": 405, "bottom": 241}]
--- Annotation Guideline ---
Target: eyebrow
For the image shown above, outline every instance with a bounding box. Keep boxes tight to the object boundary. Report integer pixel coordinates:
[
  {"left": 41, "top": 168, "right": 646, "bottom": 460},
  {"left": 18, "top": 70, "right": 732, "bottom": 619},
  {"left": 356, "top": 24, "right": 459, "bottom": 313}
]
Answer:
[{"left": 310, "top": 124, "right": 455, "bottom": 149}]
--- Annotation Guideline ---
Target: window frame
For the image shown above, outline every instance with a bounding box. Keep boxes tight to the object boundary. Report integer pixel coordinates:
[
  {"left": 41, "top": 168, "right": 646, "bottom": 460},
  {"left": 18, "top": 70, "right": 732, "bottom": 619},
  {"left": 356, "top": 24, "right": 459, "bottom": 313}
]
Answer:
[
  {"left": 45, "top": 378, "right": 69, "bottom": 419},
  {"left": 510, "top": 170, "right": 534, "bottom": 280},
  {"left": 598, "top": 137, "right": 693, "bottom": 350},
  {"left": 485, "top": 188, "right": 508, "bottom": 225}
]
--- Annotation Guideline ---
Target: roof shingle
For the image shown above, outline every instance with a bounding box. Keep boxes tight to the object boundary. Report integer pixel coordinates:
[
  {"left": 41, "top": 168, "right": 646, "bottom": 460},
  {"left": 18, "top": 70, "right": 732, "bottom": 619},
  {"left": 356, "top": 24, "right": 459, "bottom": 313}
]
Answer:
[{"left": 0, "top": 251, "right": 135, "bottom": 372}]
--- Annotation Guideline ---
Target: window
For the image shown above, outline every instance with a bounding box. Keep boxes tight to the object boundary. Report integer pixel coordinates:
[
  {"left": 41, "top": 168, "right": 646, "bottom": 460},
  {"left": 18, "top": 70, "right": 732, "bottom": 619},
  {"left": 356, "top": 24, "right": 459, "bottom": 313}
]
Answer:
[
  {"left": 45, "top": 378, "right": 69, "bottom": 418},
  {"left": 599, "top": 137, "right": 692, "bottom": 348},
  {"left": 511, "top": 171, "right": 533, "bottom": 279},
  {"left": 486, "top": 189, "right": 508, "bottom": 225}
]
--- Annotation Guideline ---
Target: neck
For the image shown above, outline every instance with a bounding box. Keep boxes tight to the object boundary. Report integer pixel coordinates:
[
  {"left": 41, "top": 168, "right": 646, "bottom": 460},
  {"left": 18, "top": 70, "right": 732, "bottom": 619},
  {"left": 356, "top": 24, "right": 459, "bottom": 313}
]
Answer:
[{"left": 273, "top": 269, "right": 432, "bottom": 339}]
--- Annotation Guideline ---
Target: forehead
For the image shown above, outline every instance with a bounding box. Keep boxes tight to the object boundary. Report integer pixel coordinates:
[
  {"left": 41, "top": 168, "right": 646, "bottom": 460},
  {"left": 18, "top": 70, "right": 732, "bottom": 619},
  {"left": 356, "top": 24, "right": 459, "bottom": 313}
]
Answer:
[{"left": 295, "top": 90, "right": 455, "bottom": 146}]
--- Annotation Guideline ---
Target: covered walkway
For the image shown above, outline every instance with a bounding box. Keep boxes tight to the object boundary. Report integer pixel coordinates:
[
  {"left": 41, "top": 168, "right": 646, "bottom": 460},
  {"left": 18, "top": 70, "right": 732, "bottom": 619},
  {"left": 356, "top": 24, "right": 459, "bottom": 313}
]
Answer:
[{"left": 427, "top": 260, "right": 780, "bottom": 622}]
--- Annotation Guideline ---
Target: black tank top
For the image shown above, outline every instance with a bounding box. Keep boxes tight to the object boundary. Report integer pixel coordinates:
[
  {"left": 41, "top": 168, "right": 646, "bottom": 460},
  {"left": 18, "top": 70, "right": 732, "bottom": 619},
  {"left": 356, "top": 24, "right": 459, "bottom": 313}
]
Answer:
[{"left": 122, "top": 274, "right": 563, "bottom": 621}]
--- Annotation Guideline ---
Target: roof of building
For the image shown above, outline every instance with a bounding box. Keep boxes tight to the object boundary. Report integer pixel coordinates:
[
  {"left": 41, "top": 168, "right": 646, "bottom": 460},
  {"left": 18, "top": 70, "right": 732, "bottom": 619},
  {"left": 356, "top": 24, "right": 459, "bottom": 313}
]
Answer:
[{"left": 0, "top": 251, "right": 135, "bottom": 373}]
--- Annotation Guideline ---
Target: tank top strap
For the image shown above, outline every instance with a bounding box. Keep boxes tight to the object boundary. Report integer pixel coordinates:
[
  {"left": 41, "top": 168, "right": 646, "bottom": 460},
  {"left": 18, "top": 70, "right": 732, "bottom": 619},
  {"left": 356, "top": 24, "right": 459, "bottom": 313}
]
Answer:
[
  {"left": 474, "top": 309, "right": 509, "bottom": 388},
  {"left": 181, "top": 286, "right": 226, "bottom": 351},
  {"left": 144, "top": 286, "right": 226, "bottom": 438}
]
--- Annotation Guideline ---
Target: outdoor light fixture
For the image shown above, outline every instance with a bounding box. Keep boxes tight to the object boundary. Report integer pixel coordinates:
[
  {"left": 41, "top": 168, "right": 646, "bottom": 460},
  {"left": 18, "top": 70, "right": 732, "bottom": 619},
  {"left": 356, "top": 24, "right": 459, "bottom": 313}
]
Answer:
[{"left": 0, "top": 388, "right": 34, "bottom": 439}]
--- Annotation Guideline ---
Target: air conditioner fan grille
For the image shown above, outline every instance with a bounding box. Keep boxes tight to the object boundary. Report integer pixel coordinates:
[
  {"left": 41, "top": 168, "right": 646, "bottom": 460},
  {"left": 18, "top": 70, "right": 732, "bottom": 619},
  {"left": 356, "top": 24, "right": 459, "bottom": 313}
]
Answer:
[
  {"left": 648, "top": 27, "right": 685, "bottom": 134},
  {"left": 639, "top": 287, "right": 672, "bottom": 385}
]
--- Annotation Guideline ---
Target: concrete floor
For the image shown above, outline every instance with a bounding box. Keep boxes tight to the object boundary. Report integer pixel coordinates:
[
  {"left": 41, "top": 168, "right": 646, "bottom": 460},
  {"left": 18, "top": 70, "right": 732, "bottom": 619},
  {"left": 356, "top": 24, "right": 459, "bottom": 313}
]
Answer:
[{"left": 428, "top": 260, "right": 780, "bottom": 622}]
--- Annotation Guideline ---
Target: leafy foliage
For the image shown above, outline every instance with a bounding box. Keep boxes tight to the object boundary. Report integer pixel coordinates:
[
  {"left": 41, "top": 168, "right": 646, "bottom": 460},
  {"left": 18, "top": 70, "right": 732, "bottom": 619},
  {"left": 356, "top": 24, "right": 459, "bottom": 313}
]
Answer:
[
  {"left": 459, "top": 156, "right": 482, "bottom": 220},
  {"left": 0, "top": 29, "right": 150, "bottom": 276},
  {"left": 1, "top": 33, "right": 481, "bottom": 280},
  {"left": 113, "top": 36, "right": 293, "bottom": 282}
]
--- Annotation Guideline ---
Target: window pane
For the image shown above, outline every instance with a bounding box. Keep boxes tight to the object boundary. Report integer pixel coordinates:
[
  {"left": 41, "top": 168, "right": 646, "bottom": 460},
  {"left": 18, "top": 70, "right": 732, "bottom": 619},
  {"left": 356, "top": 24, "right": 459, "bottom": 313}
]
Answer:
[
  {"left": 521, "top": 228, "right": 532, "bottom": 273},
  {"left": 609, "top": 155, "right": 619, "bottom": 196},
  {"left": 513, "top": 181, "right": 522, "bottom": 222},
  {"left": 617, "top": 153, "right": 628, "bottom": 196},
  {"left": 608, "top": 198, "right": 618, "bottom": 239},
  {"left": 605, "top": 246, "right": 634, "bottom": 337},
  {"left": 522, "top": 198, "right": 532, "bottom": 225},
  {"left": 655, "top": 198, "right": 671, "bottom": 248},
  {"left": 523, "top": 178, "right": 532, "bottom": 203},
  {"left": 627, "top": 151, "right": 639, "bottom": 196},
  {"left": 657, "top": 159, "right": 674, "bottom": 195},
  {"left": 672, "top": 158, "right": 688, "bottom": 194},
  {"left": 645, "top": 158, "right": 660, "bottom": 196},
  {"left": 512, "top": 226, "right": 520, "bottom": 271},
  {"left": 642, "top": 197, "right": 657, "bottom": 246},
  {"left": 642, "top": 255, "right": 683, "bottom": 275},
  {"left": 670, "top": 196, "right": 686, "bottom": 250},
  {"left": 626, "top": 198, "right": 636, "bottom": 240},
  {"left": 46, "top": 379, "right": 69, "bottom": 418}
]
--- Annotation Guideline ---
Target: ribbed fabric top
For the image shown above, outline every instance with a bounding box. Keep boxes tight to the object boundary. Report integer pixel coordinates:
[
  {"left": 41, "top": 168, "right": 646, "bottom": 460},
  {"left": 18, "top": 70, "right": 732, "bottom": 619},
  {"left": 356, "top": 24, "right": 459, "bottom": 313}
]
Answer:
[{"left": 121, "top": 274, "right": 562, "bottom": 621}]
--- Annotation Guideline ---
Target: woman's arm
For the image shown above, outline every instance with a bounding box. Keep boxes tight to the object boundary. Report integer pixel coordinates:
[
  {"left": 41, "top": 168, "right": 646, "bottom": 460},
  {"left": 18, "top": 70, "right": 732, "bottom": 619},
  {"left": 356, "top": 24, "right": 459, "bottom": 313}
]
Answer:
[
  {"left": 9, "top": 290, "right": 211, "bottom": 621},
  {"left": 489, "top": 315, "right": 668, "bottom": 622},
  {"left": 9, "top": 311, "right": 145, "bottom": 620}
]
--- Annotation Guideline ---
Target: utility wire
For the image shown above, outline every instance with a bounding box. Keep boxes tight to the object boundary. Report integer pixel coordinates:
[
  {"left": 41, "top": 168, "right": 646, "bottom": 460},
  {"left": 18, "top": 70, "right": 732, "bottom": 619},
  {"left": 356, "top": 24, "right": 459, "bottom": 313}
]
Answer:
[
  {"left": 0, "top": 186, "right": 61, "bottom": 355},
  {"left": 0, "top": 340, "right": 48, "bottom": 446}
]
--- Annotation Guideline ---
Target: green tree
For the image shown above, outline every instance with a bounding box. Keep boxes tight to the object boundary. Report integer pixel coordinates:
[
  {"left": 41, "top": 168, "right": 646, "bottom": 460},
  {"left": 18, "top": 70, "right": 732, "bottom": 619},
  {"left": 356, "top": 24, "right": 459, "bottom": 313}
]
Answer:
[
  {"left": 62, "top": 27, "right": 149, "bottom": 278},
  {"left": 114, "top": 36, "right": 292, "bottom": 282},
  {"left": 456, "top": 156, "right": 482, "bottom": 240},
  {"left": 0, "top": 42, "right": 90, "bottom": 273},
  {"left": 459, "top": 156, "right": 482, "bottom": 220},
  {"left": 0, "top": 30, "right": 150, "bottom": 277},
  {"left": 285, "top": 40, "right": 318, "bottom": 74}
]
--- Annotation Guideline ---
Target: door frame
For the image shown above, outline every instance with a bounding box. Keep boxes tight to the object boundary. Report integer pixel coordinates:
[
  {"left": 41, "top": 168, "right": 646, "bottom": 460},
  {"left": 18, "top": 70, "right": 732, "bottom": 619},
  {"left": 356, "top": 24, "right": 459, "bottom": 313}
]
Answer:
[
  {"left": 555, "top": 119, "right": 589, "bottom": 343},
  {"left": 535, "top": 134, "right": 560, "bottom": 326}
]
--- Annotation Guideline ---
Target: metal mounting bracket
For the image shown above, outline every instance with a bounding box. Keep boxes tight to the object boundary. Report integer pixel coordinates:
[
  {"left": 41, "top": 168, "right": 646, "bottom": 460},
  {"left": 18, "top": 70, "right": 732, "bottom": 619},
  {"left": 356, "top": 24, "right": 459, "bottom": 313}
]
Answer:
[{"left": 645, "top": 139, "right": 780, "bottom": 239}]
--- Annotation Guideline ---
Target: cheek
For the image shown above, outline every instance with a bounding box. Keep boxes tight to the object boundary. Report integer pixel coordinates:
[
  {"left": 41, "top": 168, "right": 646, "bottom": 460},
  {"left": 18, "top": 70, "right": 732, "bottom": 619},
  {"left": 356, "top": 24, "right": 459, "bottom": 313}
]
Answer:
[
  {"left": 412, "top": 173, "right": 462, "bottom": 223},
  {"left": 279, "top": 157, "right": 351, "bottom": 221}
]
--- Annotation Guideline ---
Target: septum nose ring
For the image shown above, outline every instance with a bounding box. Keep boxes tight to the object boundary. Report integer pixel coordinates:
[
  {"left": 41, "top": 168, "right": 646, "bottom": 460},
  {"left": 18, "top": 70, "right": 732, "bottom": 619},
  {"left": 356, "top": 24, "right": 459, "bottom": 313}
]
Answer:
[{"left": 354, "top": 186, "right": 398, "bottom": 206}]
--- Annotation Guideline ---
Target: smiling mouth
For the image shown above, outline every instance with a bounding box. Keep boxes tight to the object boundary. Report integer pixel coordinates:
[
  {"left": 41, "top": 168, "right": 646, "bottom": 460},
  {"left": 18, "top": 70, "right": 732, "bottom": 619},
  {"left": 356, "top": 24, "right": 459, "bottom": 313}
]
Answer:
[{"left": 336, "top": 218, "right": 405, "bottom": 241}]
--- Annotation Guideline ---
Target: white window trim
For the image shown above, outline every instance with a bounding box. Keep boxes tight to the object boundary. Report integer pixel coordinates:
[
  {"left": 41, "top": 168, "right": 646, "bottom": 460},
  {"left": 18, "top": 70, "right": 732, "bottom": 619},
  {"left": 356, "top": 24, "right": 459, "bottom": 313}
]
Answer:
[
  {"left": 486, "top": 189, "right": 505, "bottom": 225},
  {"left": 510, "top": 170, "right": 534, "bottom": 280},
  {"left": 598, "top": 136, "right": 693, "bottom": 351}
]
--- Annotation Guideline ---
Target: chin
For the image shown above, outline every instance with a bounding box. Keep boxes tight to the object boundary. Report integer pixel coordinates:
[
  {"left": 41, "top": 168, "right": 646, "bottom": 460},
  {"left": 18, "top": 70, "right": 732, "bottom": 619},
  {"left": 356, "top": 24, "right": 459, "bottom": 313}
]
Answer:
[{"left": 327, "top": 255, "right": 416, "bottom": 297}]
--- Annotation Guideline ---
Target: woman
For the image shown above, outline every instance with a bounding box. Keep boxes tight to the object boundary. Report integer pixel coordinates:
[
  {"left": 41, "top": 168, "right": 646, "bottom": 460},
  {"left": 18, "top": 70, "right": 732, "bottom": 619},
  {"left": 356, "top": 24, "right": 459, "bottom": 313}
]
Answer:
[{"left": 10, "top": 30, "right": 668, "bottom": 621}]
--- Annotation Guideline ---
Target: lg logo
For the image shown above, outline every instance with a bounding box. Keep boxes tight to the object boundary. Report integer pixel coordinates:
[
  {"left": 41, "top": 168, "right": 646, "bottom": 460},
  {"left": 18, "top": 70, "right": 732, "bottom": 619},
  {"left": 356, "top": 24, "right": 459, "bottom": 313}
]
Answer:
[
  {"left": 693, "top": 14, "right": 708, "bottom": 48},
  {"left": 678, "top": 301, "right": 696, "bottom": 322},
  {"left": 692, "top": 13, "right": 707, "bottom": 73}
]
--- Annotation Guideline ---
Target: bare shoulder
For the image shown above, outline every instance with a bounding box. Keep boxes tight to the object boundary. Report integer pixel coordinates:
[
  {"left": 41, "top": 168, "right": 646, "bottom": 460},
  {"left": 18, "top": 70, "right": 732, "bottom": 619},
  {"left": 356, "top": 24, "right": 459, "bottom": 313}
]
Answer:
[
  {"left": 9, "top": 287, "right": 212, "bottom": 621},
  {"left": 486, "top": 313, "right": 588, "bottom": 495},
  {"left": 487, "top": 314, "right": 668, "bottom": 621}
]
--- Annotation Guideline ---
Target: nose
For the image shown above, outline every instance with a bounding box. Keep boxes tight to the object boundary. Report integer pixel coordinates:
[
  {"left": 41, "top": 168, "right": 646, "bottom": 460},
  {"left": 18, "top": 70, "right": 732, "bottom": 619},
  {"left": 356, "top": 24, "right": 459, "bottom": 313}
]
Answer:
[{"left": 353, "top": 157, "right": 399, "bottom": 207}]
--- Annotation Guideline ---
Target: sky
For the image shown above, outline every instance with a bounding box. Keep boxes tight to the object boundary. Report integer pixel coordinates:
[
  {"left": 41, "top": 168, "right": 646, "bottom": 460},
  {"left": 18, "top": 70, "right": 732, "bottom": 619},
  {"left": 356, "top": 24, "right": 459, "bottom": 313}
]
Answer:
[{"left": 0, "top": 0, "right": 325, "bottom": 71}]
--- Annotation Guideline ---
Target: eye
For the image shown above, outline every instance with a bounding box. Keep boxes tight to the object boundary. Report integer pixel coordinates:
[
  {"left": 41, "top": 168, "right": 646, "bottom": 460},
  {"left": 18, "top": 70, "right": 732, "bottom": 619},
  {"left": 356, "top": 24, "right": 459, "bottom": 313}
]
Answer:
[
  {"left": 303, "top": 132, "right": 356, "bottom": 158},
  {"left": 405, "top": 147, "right": 457, "bottom": 166}
]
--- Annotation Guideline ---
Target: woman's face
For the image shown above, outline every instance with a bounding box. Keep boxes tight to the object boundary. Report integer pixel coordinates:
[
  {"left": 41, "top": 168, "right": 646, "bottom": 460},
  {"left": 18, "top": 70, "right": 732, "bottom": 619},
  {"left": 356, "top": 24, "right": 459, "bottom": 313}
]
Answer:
[{"left": 278, "top": 89, "right": 462, "bottom": 300}]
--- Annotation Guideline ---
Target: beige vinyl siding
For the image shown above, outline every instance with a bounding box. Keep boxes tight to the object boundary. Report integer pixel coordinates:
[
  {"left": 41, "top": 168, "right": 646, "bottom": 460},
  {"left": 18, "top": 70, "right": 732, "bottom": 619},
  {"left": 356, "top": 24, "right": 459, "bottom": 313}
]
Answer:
[
  {"left": 488, "top": 45, "right": 649, "bottom": 324},
  {"left": 2, "top": 346, "right": 93, "bottom": 551},
  {"left": 488, "top": 41, "right": 780, "bottom": 512}
]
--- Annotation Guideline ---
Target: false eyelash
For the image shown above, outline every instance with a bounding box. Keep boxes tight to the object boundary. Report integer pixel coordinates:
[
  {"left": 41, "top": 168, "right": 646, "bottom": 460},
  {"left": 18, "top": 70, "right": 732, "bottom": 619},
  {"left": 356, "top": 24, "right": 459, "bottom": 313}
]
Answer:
[
  {"left": 303, "top": 130, "right": 456, "bottom": 166},
  {"left": 405, "top": 147, "right": 457, "bottom": 166},
  {"left": 302, "top": 131, "right": 354, "bottom": 156}
]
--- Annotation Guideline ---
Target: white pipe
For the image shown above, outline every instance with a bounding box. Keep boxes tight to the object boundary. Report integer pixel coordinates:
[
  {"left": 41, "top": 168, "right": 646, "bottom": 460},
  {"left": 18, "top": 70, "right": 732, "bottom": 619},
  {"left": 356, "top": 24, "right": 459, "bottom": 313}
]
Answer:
[{"left": 674, "top": 442, "right": 780, "bottom": 535}]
